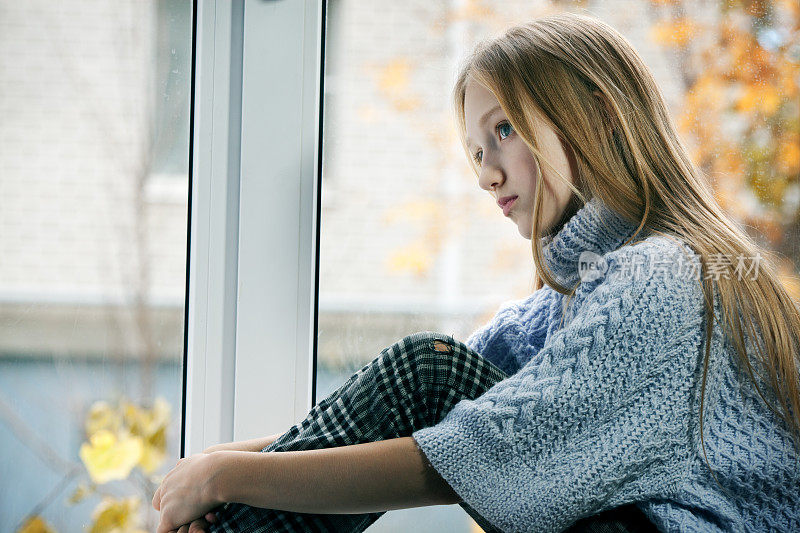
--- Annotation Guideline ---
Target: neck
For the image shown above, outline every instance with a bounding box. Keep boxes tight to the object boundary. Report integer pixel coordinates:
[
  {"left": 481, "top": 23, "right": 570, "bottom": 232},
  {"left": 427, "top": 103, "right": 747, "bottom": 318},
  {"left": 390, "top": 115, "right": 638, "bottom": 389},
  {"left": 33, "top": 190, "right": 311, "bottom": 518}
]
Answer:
[
  {"left": 541, "top": 193, "right": 584, "bottom": 240},
  {"left": 540, "top": 195, "right": 641, "bottom": 288}
]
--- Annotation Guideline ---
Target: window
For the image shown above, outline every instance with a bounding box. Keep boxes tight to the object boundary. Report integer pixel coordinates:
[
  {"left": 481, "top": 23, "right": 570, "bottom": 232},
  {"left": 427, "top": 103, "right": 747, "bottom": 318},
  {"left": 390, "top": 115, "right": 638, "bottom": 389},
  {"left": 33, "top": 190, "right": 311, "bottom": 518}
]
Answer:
[
  {"left": 315, "top": 0, "right": 800, "bottom": 530},
  {"left": 0, "top": 1, "right": 191, "bottom": 531},
  {"left": 4, "top": 0, "right": 797, "bottom": 531}
]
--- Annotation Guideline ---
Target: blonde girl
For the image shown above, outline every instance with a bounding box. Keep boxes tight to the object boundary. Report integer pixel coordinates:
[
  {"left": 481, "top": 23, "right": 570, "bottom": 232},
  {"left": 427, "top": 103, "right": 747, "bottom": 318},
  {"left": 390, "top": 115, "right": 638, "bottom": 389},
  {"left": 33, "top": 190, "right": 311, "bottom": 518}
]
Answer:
[{"left": 153, "top": 12, "right": 800, "bottom": 533}]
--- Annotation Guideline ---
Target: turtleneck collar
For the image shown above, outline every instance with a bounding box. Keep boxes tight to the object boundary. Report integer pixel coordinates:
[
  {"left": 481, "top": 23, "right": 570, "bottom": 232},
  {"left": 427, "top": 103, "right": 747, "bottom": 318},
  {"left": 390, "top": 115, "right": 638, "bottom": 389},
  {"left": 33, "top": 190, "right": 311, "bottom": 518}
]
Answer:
[{"left": 540, "top": 195, "right": 642, "bottom": 288}]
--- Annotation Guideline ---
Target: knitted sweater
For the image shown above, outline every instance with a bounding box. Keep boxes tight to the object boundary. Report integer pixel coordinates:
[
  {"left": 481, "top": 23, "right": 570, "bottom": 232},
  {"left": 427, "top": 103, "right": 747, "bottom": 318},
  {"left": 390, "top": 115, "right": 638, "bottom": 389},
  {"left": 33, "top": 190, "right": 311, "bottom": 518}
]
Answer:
[{"left": 412, "top": 196, "right": 800, "bottom": 532}]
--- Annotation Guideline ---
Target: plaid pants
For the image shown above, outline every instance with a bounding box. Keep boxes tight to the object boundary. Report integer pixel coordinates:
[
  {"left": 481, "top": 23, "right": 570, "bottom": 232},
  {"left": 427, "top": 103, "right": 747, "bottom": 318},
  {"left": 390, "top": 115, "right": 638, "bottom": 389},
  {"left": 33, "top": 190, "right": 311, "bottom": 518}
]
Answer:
[{"left": 207, "top": 331, "right": 655, "bottom": 533}]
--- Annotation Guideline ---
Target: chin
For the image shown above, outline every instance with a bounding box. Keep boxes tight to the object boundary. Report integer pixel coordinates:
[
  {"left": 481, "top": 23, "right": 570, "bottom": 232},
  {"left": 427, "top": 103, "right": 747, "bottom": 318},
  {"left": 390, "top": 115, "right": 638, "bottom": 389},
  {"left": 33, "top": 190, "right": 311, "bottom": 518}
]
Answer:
[{"left": 516, "top": 219, "right": 532, "bottom": 240}]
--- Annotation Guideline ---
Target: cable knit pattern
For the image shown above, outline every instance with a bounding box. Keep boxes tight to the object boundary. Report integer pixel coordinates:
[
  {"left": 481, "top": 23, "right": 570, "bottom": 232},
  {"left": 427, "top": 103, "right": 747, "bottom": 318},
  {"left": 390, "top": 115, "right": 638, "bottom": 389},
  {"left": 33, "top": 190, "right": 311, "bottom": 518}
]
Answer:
[
  {"left": 412, "top": 196, "right": 800, "bottom": 532},
  {"left": 464, "top": 288, "right": 555, "bottom": 376},
  {"left": 540, "top": 195, "right": 644, "bottom": 288}
]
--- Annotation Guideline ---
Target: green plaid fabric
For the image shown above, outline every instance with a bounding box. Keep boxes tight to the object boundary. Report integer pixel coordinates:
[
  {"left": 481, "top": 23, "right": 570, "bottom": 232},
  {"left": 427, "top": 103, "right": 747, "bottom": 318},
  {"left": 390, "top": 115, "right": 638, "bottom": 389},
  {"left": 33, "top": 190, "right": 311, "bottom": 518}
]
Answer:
[{"left": 208, "top": 331, "right": 507, "bottom": 532}]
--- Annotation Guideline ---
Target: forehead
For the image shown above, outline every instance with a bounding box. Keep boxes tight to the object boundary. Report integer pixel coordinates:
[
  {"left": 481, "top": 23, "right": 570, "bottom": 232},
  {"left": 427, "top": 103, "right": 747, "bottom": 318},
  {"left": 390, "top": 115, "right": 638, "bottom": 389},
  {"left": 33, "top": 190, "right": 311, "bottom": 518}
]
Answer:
[
  {"left": 464, "top": 78, "right": 498, "bottom": 111},
  {"left": 464, "top": 80, "right": 502, "bottom": 147}
]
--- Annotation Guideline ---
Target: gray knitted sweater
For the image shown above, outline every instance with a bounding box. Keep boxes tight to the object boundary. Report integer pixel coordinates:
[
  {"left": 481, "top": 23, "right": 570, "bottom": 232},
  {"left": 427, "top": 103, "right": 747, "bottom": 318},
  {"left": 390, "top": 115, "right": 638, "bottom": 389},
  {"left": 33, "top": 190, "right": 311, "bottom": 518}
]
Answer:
[{"left": 412, "top": 196, "right": 800, "bottom": 532}]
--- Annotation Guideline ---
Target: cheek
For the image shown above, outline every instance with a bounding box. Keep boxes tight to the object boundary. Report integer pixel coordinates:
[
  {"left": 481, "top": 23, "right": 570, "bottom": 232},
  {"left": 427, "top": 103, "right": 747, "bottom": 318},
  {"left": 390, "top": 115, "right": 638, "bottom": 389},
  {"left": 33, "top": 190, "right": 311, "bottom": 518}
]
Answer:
[
  {"left": 523, "top": 149, "right": 540, "bottom": 181},
  {"left": 510, "top": 143, "right": 539, "bottom": 184},
  {"left": 525, "top": 157, "right": 540, "bottom": 193}
]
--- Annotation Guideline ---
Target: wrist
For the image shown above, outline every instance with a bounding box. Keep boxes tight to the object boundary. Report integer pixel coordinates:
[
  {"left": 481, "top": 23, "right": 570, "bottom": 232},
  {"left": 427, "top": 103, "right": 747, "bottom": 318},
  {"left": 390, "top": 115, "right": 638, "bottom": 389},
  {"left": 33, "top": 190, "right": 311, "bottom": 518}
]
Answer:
[{"left": 205, "top": 451, "right": 233, "bottom": 505}]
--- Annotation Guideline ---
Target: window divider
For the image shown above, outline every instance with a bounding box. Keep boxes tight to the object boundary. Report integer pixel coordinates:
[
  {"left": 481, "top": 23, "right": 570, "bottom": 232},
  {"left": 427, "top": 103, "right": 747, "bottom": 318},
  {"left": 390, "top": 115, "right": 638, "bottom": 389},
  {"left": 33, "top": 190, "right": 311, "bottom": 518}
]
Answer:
[{"left": 186, "top": 0, "right": 323, "bottom": 453}]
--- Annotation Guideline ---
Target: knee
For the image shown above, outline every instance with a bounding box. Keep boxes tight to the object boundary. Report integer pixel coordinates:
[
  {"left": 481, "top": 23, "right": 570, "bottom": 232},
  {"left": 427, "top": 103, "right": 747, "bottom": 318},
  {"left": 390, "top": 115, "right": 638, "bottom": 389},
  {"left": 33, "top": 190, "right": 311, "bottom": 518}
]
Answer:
[
  {"left": 403, "top": 331, "right": 455, "bottom": 354},
  {"left": 374, "top": 332, "right": 456, "bottom": 393},
  {"left": 379, "top": 331, "right": 458, "bottom": 371}
]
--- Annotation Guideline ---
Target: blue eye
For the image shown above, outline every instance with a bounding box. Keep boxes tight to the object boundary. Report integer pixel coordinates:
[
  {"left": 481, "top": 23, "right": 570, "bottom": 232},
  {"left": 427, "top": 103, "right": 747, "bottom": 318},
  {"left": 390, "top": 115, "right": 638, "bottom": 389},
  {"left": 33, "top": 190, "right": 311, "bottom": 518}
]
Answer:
[
  {"left": 471, "top": 121, "right": 513, "bottom": 166},
  {"left": 497, "top": 121, "right": 513, "bottom": 139}
]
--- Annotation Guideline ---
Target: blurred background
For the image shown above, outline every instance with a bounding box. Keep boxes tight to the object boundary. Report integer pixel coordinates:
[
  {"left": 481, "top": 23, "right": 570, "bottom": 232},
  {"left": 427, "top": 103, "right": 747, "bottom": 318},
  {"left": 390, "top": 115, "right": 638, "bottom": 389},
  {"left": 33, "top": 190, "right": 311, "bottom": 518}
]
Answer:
[{"left": 1, "top": 0, "right": 798, "bottom": 531}]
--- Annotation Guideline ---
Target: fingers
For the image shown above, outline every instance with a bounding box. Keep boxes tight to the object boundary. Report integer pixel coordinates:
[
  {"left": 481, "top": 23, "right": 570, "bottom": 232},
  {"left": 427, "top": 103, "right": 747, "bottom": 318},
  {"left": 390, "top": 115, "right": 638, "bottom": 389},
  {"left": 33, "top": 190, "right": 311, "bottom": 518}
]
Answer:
[
  {"left": 188, "top": 518, "right": 211, "bottom": 533},
  {"left": 167, "top": 517, "right": 212, "bottom": 533},
  {"left": 153, "top": 462, "right": 178, "bottom": 511},
  {"left": 205, "top": 512, "right": 217, "bottom": 523},
  {"left": 160, "top": 514, "right": 214, "bottom": 533}
]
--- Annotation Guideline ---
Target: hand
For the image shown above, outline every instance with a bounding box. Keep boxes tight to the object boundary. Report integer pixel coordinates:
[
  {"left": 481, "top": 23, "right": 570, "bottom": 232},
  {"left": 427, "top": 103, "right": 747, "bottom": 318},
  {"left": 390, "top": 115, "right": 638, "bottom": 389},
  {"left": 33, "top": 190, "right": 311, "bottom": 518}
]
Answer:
[
  {"left": 166, "top": 511, "right": 219, "bottom": 533},
  {"left": 152, "top": 453, "right": 221, "bottom": 533}
]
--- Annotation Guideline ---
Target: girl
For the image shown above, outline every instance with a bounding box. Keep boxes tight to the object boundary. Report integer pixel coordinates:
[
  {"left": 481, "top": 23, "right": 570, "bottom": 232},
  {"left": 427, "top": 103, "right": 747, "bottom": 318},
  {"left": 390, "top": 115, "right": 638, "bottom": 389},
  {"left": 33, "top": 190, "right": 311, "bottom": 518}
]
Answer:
[{"left": 153, "top": 12, "right": 800, "bottom": 533}]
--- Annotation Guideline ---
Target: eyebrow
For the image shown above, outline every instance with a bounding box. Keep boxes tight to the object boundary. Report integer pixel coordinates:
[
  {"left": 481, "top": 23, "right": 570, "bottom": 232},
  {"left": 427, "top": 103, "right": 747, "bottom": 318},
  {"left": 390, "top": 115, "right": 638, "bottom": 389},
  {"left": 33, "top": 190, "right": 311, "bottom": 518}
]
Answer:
[{"left": 465, "top": 104, "right": 502, "bottom": 148}]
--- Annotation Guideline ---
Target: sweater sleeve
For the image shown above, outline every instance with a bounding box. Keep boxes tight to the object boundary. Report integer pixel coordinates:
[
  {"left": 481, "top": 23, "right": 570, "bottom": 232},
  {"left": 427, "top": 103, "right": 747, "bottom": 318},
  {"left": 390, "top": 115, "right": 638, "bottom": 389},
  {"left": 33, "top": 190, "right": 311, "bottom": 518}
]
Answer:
[
  {"left": 465, "top": 288, "right": 554, "bottom": 376},
  {"left": 412, "top": 243, "right": 705, "bottom": 532}
]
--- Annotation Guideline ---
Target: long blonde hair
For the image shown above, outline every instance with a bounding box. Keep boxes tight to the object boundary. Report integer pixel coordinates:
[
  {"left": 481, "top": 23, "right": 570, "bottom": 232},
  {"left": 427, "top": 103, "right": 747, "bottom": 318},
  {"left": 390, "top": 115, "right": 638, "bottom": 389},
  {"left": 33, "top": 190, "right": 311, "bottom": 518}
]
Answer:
[{"left": 453, "top": 12, "right": 800, "bottom": 487}]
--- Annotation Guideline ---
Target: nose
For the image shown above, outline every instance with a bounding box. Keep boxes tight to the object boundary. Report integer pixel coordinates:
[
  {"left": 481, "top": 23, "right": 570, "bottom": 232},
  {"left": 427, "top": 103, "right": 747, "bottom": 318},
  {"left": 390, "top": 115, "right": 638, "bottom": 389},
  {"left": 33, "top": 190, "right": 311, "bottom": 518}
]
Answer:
[{"left": 478, "top": 162, "right": 503, "bottom": 194}]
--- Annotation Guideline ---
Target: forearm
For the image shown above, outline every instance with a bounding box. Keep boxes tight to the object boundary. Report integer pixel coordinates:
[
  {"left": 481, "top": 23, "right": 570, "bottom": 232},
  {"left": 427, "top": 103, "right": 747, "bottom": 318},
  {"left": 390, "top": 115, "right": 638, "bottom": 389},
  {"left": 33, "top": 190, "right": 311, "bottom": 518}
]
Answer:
[
  {"left": 203, "top": 433, "right": 282, "bottom": 453},
  {"left": 209, "top": 436, "right": 460, "bottom": 514}
]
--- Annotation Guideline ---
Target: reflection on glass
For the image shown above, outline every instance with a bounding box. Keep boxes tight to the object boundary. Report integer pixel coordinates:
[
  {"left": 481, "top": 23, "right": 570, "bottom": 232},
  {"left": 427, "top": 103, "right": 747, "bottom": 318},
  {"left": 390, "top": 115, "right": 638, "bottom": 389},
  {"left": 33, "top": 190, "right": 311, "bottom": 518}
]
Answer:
[
  {"left": 0, "top": 1, "right": 191, "bottom": 531},
  {"left": 317, "top": 1, "right": 798, "bottom": 531}
]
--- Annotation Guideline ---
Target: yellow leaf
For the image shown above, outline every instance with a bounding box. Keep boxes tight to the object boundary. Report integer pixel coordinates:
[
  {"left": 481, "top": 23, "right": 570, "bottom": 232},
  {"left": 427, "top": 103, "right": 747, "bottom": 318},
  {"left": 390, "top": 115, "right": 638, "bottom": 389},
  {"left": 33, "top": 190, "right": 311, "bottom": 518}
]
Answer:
[
  {"left": 378, "top": 58, "right": 411, "bottom": 95},
  {"left": 745, "top": 0, "right": 769, "bottom": 18},
  {"left": 382, "top": 199, "right": 438, "bottom": 225},
  {"left": 122, "top": 397, "right": 170, "bottom": 438},
  {"left": 16, "top": 516, "right": 56, "bottom": 533},
  {"left": 777, "top": 135, "right": 800, "bottom": 175},
  {"left": 66, "top": 482, "right": 95, "bottom": 505},
  {"left": 119, "top": 397, "right": 171, "bottom": 474},
  {"left": 79, "top": 429, "right": 143, "bottom": 484},
  {"left": 757, "top": 85, "right": 783, "bottom": 116},
  {"left": 85, "top": 401, "right": 122, "bottom": 438},
  {"left": 649, "top": 17, "right": 698, "bottom": 47},
  {"left": 375, "top": 58, "right": 421, "bottom": 113},
  {"left": 779, "top": 64, "right": 799, "bottom": 99},
  {"left": 687, "top": 75, "right": 725, "bottom": 113},
  {"left": 736, "top": 84, "right": 759, "bottom": 113},
  {"left": 712, "top": 146, "right": 746, "bottom": 176},
  {"left": 89, "top": 496, "right": 147, "bottom": 533},
  {"left": 390, "top": 96, "right": 421, "bottom": 112},
  {"left": 450, "top": 0, "right": 495, "bottom": 21},
  {"left": 778, "top": 0, "right": 800, "bottom": 18},
  {"left": 386, "top": 242, "right": 431, "bottom": 276},
  {"left": 736, "top": 81, "right": 783, "bottom": 116},
  {"left": 139, "top": 427, "right": 167, "bottom": 474}
]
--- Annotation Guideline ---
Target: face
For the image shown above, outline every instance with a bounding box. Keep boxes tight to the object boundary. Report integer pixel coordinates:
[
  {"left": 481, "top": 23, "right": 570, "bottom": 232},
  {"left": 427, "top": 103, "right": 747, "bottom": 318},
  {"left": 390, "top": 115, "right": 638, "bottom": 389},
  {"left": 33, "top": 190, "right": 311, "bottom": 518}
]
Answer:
[{"left": 463, "top": 77, "right": 580, "bottom": 240}]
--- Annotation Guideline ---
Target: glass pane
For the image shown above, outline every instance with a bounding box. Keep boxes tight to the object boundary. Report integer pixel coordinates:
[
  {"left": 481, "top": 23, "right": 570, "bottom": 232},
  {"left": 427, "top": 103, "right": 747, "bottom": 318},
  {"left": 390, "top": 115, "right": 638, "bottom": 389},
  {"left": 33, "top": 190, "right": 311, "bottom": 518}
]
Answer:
[
  {"left": 317, "top": 0, "right": 798, "bottom": 531},
  {"left": 0, "top": 1, "right": 192, "bottom": 531}
]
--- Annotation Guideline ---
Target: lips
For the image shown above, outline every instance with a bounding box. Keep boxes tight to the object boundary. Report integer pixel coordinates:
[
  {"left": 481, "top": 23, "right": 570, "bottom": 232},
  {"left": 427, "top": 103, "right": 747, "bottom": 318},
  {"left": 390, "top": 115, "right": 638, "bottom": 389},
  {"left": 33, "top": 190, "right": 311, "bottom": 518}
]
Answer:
[{"left": 497, "top": 195, "right": 518, "bottom": 216}]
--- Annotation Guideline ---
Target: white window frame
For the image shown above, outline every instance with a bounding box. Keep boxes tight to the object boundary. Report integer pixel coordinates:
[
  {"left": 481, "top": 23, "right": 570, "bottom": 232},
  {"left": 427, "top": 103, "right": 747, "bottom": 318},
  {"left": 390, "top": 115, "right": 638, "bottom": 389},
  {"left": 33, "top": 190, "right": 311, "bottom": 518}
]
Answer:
[{"left": 185, "top": 0, "right": 322, "bottom": 455}]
